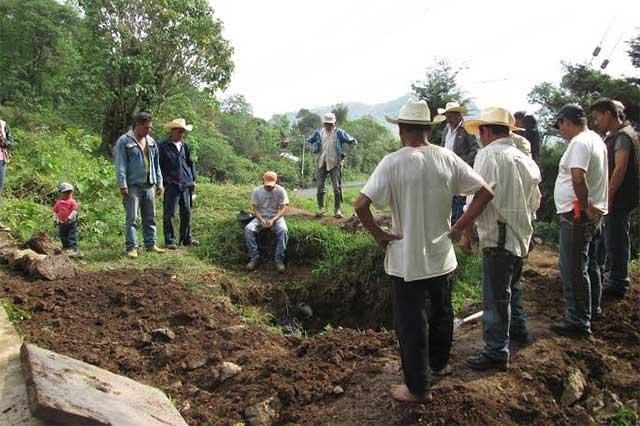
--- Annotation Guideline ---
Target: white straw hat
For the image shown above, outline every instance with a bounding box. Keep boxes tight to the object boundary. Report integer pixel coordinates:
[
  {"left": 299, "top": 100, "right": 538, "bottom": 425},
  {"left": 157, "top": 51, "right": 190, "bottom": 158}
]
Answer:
[
  {"left": 385, "top": 100, "right": 433, "bottom": 125},
  {"left": 163, "top": 118, "right": 193, "bottom": 132},
  {"left": 463, "top": 107, "right": 524, "bottom": 136},
  {"left": 437, "top": 101, "right": 468, "bottom": 115}
]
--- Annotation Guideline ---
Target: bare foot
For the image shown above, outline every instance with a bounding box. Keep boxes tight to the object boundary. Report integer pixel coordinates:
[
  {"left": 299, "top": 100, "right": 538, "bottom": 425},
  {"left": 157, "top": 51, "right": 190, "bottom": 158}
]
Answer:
[{"left": 390, "top": 384, "right": 432, "bottom": 403}]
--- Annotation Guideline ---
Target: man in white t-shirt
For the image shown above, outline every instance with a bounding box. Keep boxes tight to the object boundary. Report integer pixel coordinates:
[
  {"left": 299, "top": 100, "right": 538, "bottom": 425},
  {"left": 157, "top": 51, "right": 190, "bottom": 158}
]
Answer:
[
  {"left": 355, "top": 99, "right": 493, "bottom": 403},
  {"left": 551, "top": 104, "right": 608, "bottom": 339},
  {"left": 244, "top": 171, "right": 289, "bottom": 273}
]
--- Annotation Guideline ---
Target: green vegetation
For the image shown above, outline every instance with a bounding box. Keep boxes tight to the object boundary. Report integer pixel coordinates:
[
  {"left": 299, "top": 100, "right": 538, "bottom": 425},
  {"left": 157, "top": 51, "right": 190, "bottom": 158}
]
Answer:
[
  {"left": 1, "top": 298, "right": 30, "bottom": 324},
  {"left": 611, "top": 407, "right": 639, "bottom": 426}
]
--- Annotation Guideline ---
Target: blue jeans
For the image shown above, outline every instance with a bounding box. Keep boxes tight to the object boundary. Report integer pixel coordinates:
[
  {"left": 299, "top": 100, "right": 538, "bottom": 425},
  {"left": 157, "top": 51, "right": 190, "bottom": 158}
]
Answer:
[
  {"left": 59, "top": 220, "right": 78, "bottom": 250},
  {"left": 481, "top": 248, "right": 527, "bottom": 361},
  {"left": 163, "top": 184, "right": 193, "bottom": 245},
  {"left": 123, "top": 184, "right": 157, "bottom": 251},
  {"left": 604, "top": 208, "right": 632, "bottom": 294},
  {"left": 451, "top": 195, "right": 466, "bottom": 225},
  {"left": 558, "top": 214, "right": 598, "bottom": 333},
  {"left": 244, "top": 217, "right": 288, "bottom": 262}
]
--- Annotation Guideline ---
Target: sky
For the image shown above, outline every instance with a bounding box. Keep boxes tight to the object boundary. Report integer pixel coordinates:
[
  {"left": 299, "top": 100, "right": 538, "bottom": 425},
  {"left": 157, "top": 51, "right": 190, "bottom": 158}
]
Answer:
[{"left": 210, "top": 0, "right": 639, "bottom": 119}]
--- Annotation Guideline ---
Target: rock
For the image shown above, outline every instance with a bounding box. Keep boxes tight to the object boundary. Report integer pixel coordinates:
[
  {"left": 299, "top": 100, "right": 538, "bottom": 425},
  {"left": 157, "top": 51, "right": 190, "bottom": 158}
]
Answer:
[
  {"left": 244, "top": 396, "right": 282, "bottom": 426},
  {"left": 152, "top": 328, "right": 176, "bottom": 342},
  {"left": 21, "top": 343, "right": 188, "bottom": 426},
  {"left": 533, "top": 237, "right": 543, "bottom": 245},
  {"left": 560, "top": 368, "right": 587, "bottom": 406},
  {"left": 584, "top": 391, "right": 604, "bottom": 413},
  {"left": 180, "top": 400, "right": 191, "bottom": 412},
  {"left": 185, "top": 356, "right": 207, "bottom": 371},
  {"left": 522, "top": 372, "right": 534, "bottom": 381},
  {"left": 625, "top": 399, "right": 638, "bottom": 414},
  {"left": 218, "top": 324, "right": 247, "bottom": 339},
  {"left": 51, "top": 319, "right": 62, "bottom": 328},
  {"left": 296, "top": 303, "right": 313, "bottom": 319},
  {"left": 601, "top": 390, "right": 624, "bottom": 416},
  {"left": 333, "top": 385, "right": 344, "bottom": 395},
  {"left": 218, "top": 361, "right": 242, "bottom": 381},
  {"left": 26, "top": 232, "right": 60, "bottom": 255}
]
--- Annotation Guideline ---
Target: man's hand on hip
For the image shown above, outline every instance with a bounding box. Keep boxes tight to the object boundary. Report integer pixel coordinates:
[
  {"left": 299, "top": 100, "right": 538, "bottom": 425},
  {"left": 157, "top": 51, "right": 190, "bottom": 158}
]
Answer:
[
  {"left": 156, "top": 186, "right": 164, "bottom": 197},
  {"left": 372, "top": 228, "right": 402, "bottom": 250},
  {"left": 120, "top": 187, "right": 129, "bottom": 198}
]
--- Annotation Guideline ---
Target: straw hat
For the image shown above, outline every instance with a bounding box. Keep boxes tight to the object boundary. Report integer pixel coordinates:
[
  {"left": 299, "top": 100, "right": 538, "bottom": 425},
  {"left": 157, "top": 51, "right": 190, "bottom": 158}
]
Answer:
[
  {"left": 385, "top": 100, "right": 433, "bottom": 125},
  {"left": 163, "top": 118, "right": 193, "bottom": 132},
  {"left": 437, "top": 101, "right": 468, "bottom": 115},
  {"left": 463, "top": 107, "right": 524, "bottom": 135},
  {"left": 433, "top": 114, "right": 447, "bottom": 124},
  {"left": 322, "top": 113, "right": 336, "bottom": 124}
]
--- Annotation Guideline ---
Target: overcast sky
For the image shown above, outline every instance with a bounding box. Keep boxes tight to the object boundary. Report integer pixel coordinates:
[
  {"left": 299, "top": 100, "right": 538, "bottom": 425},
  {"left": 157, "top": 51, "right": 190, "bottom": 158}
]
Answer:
[{"left": 211, "top": 0, "right": 639, "bottom": 119}]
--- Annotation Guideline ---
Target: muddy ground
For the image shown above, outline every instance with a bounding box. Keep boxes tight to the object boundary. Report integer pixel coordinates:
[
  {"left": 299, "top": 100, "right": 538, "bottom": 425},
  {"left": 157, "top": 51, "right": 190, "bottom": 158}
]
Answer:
[{"left": 1, "top": 246, "right": 638, "bottom": 425}]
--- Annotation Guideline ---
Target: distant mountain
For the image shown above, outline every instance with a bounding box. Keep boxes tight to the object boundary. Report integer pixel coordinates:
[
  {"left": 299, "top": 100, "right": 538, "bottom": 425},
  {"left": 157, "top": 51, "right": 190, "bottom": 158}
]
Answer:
[
  {"left": 283, "top": 94, "right": 413, "bottom": 134},
  {"left": 282, "top": 94, "right": 479, "bottom": 134}
]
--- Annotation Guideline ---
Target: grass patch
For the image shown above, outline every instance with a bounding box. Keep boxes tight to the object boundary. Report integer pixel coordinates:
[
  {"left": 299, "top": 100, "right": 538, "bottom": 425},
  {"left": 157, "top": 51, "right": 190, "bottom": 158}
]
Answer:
[{"left": 1, "top": 298, "right": 30, "bottom": 324}]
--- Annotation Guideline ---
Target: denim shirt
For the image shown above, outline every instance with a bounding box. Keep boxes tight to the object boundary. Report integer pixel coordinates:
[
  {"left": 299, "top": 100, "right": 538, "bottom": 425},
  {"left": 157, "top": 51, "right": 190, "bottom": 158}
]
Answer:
[
  {"left": 306, "top": 128, "right": 357, "bottom": 159},
  {"left": 114, "top": 131, "right": 163, "bottom": 188}
]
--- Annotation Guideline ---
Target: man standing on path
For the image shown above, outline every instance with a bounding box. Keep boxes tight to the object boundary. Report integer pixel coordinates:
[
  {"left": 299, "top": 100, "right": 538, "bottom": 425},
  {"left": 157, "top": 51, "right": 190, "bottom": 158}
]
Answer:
[
  {"left": 0, "top": 115, "right": 13, "bottom": 232},
  {"left": 159, "top": 119, "right": 198, "bottom": 250},
  {"left": 244, "top": 171, "right": 289, "bottom": 273},
  {"left": 114, "top": 112, "right": 165, "bottom": 258},
  {"left": 355, "top": 100, "right": 493, "bottom": 403},
  {"left": 438, "top": 102, "right": 481, "bottom": 223},
  {"left": 306, "top": 112, "right": 357, "bottom": 218},
  {"left": 591, "top": 98, "right": 640, "bottom": 299},
  {"left": 459, "top": 107, "right": 542, "bottom": 371},
  {"left": 551, "top": 104, "right": 608, "bottom": 339}
]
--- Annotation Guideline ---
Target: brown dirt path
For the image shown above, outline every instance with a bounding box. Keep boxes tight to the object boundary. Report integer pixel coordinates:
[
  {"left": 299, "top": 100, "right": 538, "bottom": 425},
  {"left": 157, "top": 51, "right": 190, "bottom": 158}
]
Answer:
[{"left": 0, "top": 246, "right": 638, "bottom": 425}]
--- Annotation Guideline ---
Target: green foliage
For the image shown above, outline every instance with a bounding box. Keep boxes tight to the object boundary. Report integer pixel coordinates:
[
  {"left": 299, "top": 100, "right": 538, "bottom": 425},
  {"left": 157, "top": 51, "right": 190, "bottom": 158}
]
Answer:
[
  {"left": 610, "top": 406, "right": 638, "bottom": 426},
  {"left": 528, "top": 62, "right": 640, "bottom": 131},
  {"left": 627, "top": 31, "right": 640, "bottom": 69},
  {"left": 331, "top": 104, "right": 349, "bottom": 125},
  {"left": 342, "top": 117, "right": 396, "bottom": 174},
  {"left": 412, "top": 59, "right": 469, "bottom": 144},
  {"left": 296, "top": 109, "right": 322, "bottom": 135},
  {"left": 1, "top": 298, "right": 30, "bottom": 324}
]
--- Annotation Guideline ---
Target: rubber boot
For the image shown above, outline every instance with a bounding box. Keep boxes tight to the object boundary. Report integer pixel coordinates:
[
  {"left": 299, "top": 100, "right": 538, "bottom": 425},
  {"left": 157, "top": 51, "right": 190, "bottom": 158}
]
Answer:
[
  {"left": 316, "top": 193, "right": 325, "bottom": 217},
  {"left": 334, "top": 191, "right": 343, "bottom": 218}
]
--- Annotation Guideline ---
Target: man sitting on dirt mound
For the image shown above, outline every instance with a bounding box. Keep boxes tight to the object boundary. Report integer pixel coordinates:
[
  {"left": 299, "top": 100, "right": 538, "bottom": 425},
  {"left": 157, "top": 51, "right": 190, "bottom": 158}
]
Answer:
[
  {"left": 244, "top": 171, "right": 289, "bottom": 273},
  {"left": 460, "top": 107, "right": 542, "bottom": 371},
  {"left": 355, "top": 99, "right": 494, "bottom": 403}
]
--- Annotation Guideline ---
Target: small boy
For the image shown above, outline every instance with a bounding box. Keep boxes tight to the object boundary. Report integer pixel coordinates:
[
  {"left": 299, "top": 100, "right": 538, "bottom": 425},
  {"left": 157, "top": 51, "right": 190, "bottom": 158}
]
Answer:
[{"left": 53, "top": 182, "right": 81, "bottom": 258}]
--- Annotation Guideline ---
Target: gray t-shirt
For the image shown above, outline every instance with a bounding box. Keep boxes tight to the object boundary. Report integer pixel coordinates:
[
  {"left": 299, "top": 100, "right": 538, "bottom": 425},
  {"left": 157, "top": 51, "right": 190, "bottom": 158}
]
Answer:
[{"left": 250, "top": 185, "right": 289, "bottom": 219}]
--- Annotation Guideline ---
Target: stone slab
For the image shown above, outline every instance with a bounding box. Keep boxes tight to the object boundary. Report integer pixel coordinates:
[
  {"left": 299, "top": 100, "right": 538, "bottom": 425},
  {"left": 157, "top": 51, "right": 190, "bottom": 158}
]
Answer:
[
  {"left": 0, "top": 307, "right": 46, "bottom": 426},
  {"left": 21, "top": 343, "right": 188, "bottom": 426}
]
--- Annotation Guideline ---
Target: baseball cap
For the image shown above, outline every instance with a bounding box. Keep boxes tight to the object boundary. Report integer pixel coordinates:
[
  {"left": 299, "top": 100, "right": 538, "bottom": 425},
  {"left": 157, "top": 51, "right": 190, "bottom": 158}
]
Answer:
[
  {"left": 552, "top": 104, "right": 586, "bottom": 129},
  {"left": 58, "top": 182, "right": 74, "bottom": 193},
  {"left": 322, "top": 113, "right": 336, "bottom": 124},
  {"left": 263, "top": 171, "right": 277, "bottom": 187}
]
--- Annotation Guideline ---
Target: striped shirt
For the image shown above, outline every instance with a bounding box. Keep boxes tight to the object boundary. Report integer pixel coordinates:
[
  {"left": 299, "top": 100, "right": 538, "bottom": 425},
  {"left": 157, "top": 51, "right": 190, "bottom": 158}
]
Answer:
[{"left": 468, "top": 137, "right": 541, "bottom": 257}]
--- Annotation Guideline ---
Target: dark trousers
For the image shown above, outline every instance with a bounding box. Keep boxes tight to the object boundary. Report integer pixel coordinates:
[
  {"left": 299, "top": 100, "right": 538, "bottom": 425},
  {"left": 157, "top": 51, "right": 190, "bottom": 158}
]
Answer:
[
  {"left": 558, "top": 213, "right": 598, "bottom": 332},
  {"left": 451, "top": 195, "right": 466, "bottom": 225},
  {"left": 391, "top": 274, "right": 453, "bottom": 396},
  {"left": 481, "top": 248, "right": 527, "bottom": 361},
  {"left": 58, "top": 220, "right": 77, "bottom": 250},
  {"left": 588, "top": 225, "right": 604, "bottom": 316},
  {"left": 163, "top": 184, "right": 193, "bottom": 245},
  {"left": 604, "top": 208, "right": 632, "bottom": 294}
]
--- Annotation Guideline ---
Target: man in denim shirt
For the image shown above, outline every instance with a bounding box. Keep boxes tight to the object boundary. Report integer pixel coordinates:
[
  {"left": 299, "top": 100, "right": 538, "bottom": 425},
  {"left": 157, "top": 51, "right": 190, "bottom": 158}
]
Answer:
[
  {"left": 306, "top": 113, "right": 357, "bottom": 218},
  {"left": 114, "top": 112, "right": 165, "bottom": 258}
]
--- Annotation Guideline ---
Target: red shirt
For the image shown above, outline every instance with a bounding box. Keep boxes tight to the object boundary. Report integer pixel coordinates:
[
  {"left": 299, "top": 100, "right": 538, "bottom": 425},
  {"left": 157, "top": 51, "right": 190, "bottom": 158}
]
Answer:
[{"left": 53, "top": 199, "right": 78, "bottom": 222}]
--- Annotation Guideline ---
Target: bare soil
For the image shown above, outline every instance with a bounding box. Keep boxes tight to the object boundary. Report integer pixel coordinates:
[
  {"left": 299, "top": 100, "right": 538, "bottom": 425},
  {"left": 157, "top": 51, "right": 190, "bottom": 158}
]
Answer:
[{"left": 1, "top": 246, "right": 638, "bottom": 425}]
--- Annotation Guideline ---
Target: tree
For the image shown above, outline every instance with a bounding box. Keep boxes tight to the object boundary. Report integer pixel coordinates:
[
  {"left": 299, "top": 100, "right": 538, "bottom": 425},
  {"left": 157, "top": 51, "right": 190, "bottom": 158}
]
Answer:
[
  {"left": 411, "top": 59, "right": 469, "bottom": 144},
  {"left": 77, "top": 0, "right": 234, "bottom": 153},
  {"left": 0, "top": 0, "right": 80, "bottom": 108},
  {"left": 331, "top": 103, "right": 349, "bottom": 125},
  {"left": 528, "top": 62, "right": 640, "bottom": 131},
  {"left": 221, "top": 94, "right": 253, "bottom": 115},
  {"left": 296, "top": 108, "right": 322, "bottom": 135},
  {"left": 628, "top": 31, "right": 640, "bottom": 69}
]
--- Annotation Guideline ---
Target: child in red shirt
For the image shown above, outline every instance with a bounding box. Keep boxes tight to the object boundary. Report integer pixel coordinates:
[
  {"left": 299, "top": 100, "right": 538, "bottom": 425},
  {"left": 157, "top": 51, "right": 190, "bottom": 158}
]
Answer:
[{"left": 53, "top": 182, "right": 80, "bottom": 257}]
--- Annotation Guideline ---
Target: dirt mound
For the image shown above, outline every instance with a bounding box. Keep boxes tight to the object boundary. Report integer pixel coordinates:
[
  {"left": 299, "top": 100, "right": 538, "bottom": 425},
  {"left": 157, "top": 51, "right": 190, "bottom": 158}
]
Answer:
[
  {"left": 1, "top": 245, "right": 638, "bottom": 425},
  {"left": 339, "top": 213, "right": 391, "bottom": 234}
]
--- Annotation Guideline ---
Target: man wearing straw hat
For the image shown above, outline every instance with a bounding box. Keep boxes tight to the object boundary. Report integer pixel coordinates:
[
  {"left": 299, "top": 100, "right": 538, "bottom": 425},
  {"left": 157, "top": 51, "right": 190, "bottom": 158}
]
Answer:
[
  {"left": 460, "top": 107, "right": 542, "bottom": 371},
  {"left": 159, "top": 119, "right": 198, "bottom": 250},
  {"left": 438, "top": 102, "right": 481, "bottom": 224},
  {"left": 355, "top": 99, "right": 494, "bottom": 403},
  {"left": 306, "top": 112, "right": 357, "bottom": 218}
]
